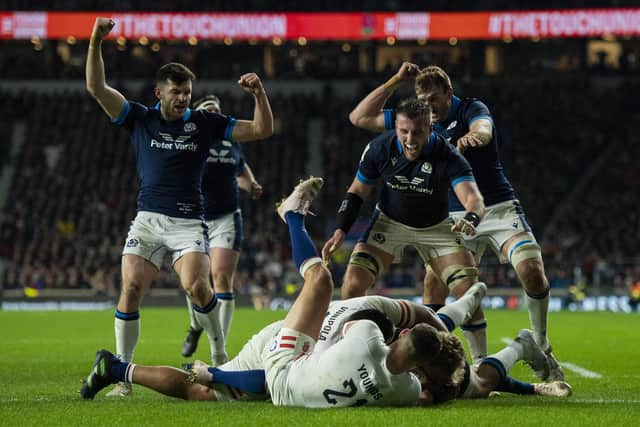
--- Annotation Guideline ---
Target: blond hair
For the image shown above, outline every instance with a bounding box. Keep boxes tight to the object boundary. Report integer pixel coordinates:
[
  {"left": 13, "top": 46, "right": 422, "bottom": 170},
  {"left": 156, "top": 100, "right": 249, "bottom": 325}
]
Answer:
[{"left": 415, "top": 65, "right": 452, "bottom": 94}]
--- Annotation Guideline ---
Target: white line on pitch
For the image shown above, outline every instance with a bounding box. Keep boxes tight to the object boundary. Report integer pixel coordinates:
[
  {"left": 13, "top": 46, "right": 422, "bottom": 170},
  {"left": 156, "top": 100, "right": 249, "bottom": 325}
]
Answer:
[
  {"left": 560, "top": 362, "right": 602, "bottom": 378},
  {"left": 499, "top": 337, "right": 602, "bottom": 379}
]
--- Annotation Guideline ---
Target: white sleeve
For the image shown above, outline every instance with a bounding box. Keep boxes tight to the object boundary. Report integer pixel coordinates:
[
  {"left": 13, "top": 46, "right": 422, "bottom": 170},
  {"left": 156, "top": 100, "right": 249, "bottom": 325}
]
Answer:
[{"left": 364, "top": 296, "right": 416, "bottom": 329}]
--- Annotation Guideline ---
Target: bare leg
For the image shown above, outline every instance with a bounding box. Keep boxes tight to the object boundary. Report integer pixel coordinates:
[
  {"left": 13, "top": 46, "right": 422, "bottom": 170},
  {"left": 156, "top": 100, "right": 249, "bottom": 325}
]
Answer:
[
  {"left": 340, "top": 243, "right": 393, "bottom": 299},
  {"left": 132, "top": 365, "right": 215, "bottom": 400},
  {"left": 176, "top": 252, "right": 226, "bottom": 364}
]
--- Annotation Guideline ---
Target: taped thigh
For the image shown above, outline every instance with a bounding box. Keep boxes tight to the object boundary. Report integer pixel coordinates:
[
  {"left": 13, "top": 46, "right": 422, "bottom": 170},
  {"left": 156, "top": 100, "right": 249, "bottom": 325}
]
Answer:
[
  {"left": 507, "top": 238, "right": 542, "bottom": 269},
  {"left": 440, "top": 264, "right": 479, "bottom": 292},
  {"left": 348, "top": 251, "right": 383, "bottom": 279}
]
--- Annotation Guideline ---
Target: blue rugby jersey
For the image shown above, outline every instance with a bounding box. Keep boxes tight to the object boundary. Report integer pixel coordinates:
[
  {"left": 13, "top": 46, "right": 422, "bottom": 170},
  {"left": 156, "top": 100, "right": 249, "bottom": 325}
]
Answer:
[
  {"left": 202, "top": 139, "right": 246, "bottom": 220},
  {"left": 112, "top": 100, "right": 235, "bottom": 218},
  {"left": 356, "top": 130, "right": 474, "bottom": 228},
  {"left": 384, "top": 95, "right": 515, "bottom": 212}
]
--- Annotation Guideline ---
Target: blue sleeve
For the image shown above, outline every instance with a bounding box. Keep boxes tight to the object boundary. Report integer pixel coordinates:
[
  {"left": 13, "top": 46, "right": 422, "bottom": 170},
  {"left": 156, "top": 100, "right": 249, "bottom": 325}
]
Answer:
[
  {"left": 209, "top": 367, "right": 266, "bottom": 394},
  {"left": 383, "top": 109, "right": 395, "bottom": 130},
  {"left": 112, "top": 100, "right": 147, "bottom": 131},
  {"left": 356, "top": 141, "right": 380, "bottom": 185},
  {"left": 463, "top": 100, "right": 493, "bottom": 128},
  {"left": 446, "top": 146, "right": 475, "bottom": 188}
]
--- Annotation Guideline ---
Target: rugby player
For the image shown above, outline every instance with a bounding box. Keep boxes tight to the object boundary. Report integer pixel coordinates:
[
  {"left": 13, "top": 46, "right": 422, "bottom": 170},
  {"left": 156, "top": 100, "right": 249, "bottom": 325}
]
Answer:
[
  {"left": 180, "top": 94, "right": 263, "bottom": 359},
  {"left": 347, "top": 62, "right": 562, "bottom": 380},
  {"left": 85, "top": 17, "right": 273, "bottom": 396}
]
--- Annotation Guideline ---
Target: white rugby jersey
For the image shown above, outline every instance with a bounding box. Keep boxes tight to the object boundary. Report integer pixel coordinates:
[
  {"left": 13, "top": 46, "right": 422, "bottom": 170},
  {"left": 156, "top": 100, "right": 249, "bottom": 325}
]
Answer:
[
  {"left": 283, "top": 320, "right": 421, "bottom": 408},
  {"left": 315, "top": 296, "right": 416, "bottom": 352}
]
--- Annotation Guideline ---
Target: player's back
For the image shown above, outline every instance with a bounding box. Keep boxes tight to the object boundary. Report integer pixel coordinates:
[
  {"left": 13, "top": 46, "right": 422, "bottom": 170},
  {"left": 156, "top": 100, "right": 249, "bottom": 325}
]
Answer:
[
  {"left": 285, "top": 320, "right": 420, "bottom": 408},
  {"left": 316, "top": 296, "right": 411, "bottom": 352}
]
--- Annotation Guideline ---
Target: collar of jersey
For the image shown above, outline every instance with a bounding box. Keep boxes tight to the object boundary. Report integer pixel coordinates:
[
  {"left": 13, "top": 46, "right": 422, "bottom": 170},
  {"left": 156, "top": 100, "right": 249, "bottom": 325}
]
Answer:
[
  {"left": 154, "top": 102, "right": 192, "bottom": 122},
  {"left": 436, "top": 95, "right": 461, "bottom": 130},
  {"left": 395, "top": 132, "right": 436, "bottom": 159}
]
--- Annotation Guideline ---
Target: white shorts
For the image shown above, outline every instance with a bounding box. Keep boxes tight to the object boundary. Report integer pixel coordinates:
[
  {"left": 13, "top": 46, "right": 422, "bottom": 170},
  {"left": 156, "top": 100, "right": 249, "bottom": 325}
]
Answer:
[
  {"left": 222, "top": 320, "right": 283, "bottom": 372},
  {"left": 359, "top": 210, "right": 466, "bottom": 264},
  {"left": 451, "top": 199, "right": 536, "bottom": 264},
  {"left": 212, "top": 320, "right": 283, "bottom": 402},
  {"left": 122, "top": 211, "right": 209, "bottom": 269},
  {"left": 206, "top": 209, "right": 243, "bottom": 251},
  {"left": 262, "top": 328, "right": 316, "bottom": 406}
]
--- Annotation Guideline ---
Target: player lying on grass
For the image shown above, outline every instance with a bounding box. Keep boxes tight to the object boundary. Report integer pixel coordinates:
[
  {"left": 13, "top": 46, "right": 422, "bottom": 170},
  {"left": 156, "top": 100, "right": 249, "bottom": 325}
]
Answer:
[
  {"left": 80, "top": 178, "right": 571, "bottom": 403},
  {"left": 82, "top": 177, "right": 467, "bottom": 406},
  {"left": 79, "top": 291, "right": 570, "bottom": 402}
]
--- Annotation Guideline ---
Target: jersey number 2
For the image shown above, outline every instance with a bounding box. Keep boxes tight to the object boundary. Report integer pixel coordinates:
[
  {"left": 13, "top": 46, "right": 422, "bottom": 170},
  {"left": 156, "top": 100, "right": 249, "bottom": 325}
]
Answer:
[{"left": 323, "top": 378, "right": 367, "bottom": 407}]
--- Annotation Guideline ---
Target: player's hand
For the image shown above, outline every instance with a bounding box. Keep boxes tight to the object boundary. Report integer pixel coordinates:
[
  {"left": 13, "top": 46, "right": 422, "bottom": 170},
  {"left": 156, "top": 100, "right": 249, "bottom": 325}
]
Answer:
[
  {"left": 249, "top": 181, "right": 263, "bottom": 200},
  {"left": 395, "top": 62, "right": 420, "bottom": 81},
  {"left": 238, "top": 73, "right": 265, "bottom": 96},
  {"left": 451, "top": 217, "right": 477, "bottom": 236},
  {"left": 456, "top": 132, "right": 484, "bottom": 153},
  {"left": 321, "top": 229, "right": 346, "bottom": 264},
  {"left": 91, "top": 18, "right": 115, "bottom": 41}
]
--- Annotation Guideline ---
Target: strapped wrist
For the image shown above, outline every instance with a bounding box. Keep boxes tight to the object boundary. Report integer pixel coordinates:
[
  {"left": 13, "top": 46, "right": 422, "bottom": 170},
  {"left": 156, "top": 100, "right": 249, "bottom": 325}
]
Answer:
[
  {"left": 383, "top": 75, "right": 402, "bottom": 91},
  {"left": 463, "top": 212, "right": 480, "bottom": 228},
  {"left": 336, "top": 192, "right": 363, "bottom": 233}
]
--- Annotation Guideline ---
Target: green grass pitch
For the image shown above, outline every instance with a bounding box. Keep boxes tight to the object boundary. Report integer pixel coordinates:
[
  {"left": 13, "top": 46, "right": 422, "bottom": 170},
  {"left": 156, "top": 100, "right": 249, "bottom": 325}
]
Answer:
[{"left": 1, "top": 308, "right": 639, "bottom": 426}]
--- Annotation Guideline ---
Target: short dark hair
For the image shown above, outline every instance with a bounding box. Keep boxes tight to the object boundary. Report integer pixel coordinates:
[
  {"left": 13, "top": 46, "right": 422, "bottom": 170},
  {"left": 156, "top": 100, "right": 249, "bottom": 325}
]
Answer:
[
  {"left": 345, "top": 309, "right": 394, "bottom": 343},
  {"left": 156, "top": 62, "right": 196, "bottom": 85},
  {"left": 415, "top": 65, "right": 452, "bottom": 94},
  {"left": 395, "top": 98, "right": 431, "bottom": 121},
  {"left": 408, "top": 323, "right": 443, "bottom": 364},
  {"left": 193, "top": 94, "right": 221, "bottom": 111}
]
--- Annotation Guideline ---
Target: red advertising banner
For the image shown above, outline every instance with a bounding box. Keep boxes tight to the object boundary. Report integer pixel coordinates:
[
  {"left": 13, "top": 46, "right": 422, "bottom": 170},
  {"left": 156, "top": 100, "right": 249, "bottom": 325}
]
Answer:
[{"left": 1, "top": 9, "right": 639, "bottom": 41}]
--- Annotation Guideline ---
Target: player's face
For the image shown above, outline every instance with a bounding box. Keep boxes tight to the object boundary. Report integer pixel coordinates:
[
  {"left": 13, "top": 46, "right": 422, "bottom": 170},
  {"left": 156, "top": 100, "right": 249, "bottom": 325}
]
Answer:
[
  {"left": 416, "top": 86, "right": 452, "bottom": 124},
  {"left": 155, "top": 79, "right": 192, "bottom": 121},
  {"left": 395, "top": 114, "right": 431, "bottom": 161}
]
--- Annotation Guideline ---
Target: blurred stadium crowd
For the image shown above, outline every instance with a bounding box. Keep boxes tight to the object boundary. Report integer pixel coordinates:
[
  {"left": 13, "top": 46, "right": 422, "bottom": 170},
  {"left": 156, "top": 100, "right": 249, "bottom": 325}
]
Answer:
[
  {"left": 1, "top": 76, "right": 638, "bottom": 302},
  {"left": 1, "top": 2, "right": 639, "bottom": 306}
]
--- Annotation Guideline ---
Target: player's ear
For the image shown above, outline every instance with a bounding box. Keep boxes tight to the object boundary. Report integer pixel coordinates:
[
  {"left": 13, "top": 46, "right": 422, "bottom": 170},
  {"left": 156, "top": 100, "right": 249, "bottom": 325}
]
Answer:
[
  {"left": 445, "top": 86, "right": 453, "bottom": 98},
  {"left": 154, "top": 85, "right": 162, "bottom": 100}
]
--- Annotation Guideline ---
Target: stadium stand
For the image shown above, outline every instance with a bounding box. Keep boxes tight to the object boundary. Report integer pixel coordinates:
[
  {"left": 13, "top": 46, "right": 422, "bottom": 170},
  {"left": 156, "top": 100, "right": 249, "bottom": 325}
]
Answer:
[{"left": 1, "top": 74, "right": 638, "bottom": 302}]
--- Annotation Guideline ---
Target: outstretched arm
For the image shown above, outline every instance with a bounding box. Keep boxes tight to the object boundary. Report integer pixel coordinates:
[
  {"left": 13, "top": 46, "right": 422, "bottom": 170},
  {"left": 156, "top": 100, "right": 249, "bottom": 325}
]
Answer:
[
  {"left": 231, "top": 73, "right": 274, "bottom": 142},
  {"left": 349, "top": 62, "right": 420, "bottom": 132},
  {"left": 85, "top": 18, "right": 126, "bottom": 119},
  {"left": 321, "top": 178, "right": 374, "bottom": 261},
  {"left": 366, "top": 296, "right": 449, "bottom": 332}
]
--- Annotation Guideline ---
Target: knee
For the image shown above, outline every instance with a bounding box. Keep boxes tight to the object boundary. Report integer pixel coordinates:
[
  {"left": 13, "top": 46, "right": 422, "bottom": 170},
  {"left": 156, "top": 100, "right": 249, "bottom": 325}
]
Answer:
[
  {"left": 120, "top": 275, "right": 146, "bottom": 304},
  {"left": 305, "top": 264, "right": 333, "bottom": 299},
  {"left": 517, "top": 259, "right": 547, "bottom": 290},
  {"left": 439, "top": 265, "right": 478, "bottom": 298},
  {"left": 186, "top": 276, "right": 213, "bottom": 305},
  {"left": 213, "top": 272, "right": 233, "bottom": 293}
]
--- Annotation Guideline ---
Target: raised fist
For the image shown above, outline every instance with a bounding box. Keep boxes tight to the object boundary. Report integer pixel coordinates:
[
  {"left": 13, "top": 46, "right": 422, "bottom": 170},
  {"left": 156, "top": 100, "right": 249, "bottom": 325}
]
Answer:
[
  {"left": 238, "top": 73, "right": 265, "bottom": 96},
  {"left": 91, "top": 18, "right": 115, "bottom": 41}
]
